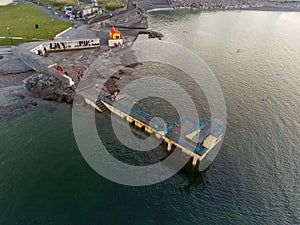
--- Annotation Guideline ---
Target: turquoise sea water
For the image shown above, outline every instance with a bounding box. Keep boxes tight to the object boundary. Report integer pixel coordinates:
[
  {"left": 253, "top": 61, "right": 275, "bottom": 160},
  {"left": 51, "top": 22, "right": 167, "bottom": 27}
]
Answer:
[{"left": 1, "top": 10, "right": 300, "bottom": 224}]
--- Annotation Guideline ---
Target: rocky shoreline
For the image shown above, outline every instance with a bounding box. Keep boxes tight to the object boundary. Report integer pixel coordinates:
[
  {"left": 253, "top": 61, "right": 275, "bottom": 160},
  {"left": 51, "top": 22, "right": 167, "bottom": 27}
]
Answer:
[
  {"left": 0, "top": 46, "right": 75, "bottom": 118},
  {"left": 170, "top": 0, "right": 300, "bottom": 11},
  {"left": 0, "top": 47, "right": 35, "bottom": 88},
  {"left": 0, "top": 47, "right": 70, "bottom": 101},
  {"left": 7, "top": 46, "right": 142, "bottom": 105},
  {"left": 24, "top": 74, "right": 74, "bottom": 103},
  {"left": 0, "top": 47, "right": 40, "bottom": 116}
]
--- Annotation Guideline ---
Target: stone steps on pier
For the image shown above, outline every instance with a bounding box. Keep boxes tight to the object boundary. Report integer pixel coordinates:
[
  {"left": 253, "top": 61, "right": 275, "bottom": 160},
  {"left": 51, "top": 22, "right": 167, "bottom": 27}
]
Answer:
[{"left": 96, "top": 99, "right": 108, "bottom": 112}]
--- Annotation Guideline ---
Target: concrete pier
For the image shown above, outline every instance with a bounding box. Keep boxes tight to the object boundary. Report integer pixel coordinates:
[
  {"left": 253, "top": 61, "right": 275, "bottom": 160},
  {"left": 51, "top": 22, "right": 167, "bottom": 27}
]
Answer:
[
  {"left": 100, "top": 97, "right": 222, "bottom": 170},
  {"left": 13, "top": 38, "right": 222, "bottom": 170}
]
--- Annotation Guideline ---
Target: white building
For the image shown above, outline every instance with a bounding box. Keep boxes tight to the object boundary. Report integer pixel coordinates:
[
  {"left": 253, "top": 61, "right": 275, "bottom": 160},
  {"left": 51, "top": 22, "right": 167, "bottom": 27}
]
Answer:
[
  {"left": 82, "top": 5, "right": 99, "bottom": 17},
  {"left": 0, "top": 0, "right": 13, "bottom": 6}
]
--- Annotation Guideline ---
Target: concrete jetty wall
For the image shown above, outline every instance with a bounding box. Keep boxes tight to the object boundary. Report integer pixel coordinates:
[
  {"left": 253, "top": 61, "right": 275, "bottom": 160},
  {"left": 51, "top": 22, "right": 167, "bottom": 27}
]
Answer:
[
  {"left": 101, "top": 100, "right": 211, "bottom": 169},
  {"left": 12, "top": 43, "right": 73, "bottom": 85}
]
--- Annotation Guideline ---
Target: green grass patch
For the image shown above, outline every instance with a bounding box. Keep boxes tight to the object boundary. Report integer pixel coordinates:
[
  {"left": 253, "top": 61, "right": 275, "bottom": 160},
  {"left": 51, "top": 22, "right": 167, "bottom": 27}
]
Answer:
[
  {"left": 28, "top": 0, "right": 124, "bottom": 11},
  {"left": 0, "top": 38, "right": 39, "bottom": 46},
  {"left": 29, "top": 0, "right": 77, "bottom": 11},
  {"left": 105, "top": 4, "right": 123, "bottom": 10},
  {"left": 28, "top": 0, "right": 125, "bottom": 12},
  {"left": 102, "top": 0, "right": 125, "bottom": 10},
  {"left": 0, "top": 4, "right": 72, "bottom": 46}
]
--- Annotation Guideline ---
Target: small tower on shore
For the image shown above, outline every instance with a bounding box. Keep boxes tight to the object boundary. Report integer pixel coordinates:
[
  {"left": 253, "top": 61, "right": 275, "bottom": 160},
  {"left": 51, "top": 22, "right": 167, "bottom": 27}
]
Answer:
[{"left": 108, "top": 26, "right": 124, "bottom": 47}]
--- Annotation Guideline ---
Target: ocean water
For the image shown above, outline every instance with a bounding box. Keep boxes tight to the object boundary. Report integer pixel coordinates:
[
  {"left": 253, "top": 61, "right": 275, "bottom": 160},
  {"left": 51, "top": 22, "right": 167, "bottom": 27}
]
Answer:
[{"left": 1, "top": 10, "right": 300, "bottom": 224}]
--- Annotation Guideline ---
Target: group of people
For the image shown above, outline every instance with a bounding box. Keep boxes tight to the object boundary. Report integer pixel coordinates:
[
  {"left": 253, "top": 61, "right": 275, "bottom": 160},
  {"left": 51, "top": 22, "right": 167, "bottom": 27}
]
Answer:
[
  {"left": 50, "top": 39, "right": 100, "bottom": 50},
  {"left": 35, "top": 42, "right": 66, "bottom": 56},
  {"left": 49, "top": 42, "right": 66, "bottom": 51},
  {"left": 77, "top": 71, "right": 83, "bottom": 82},
  {"left": 111, "top": 90, "right": 119, "bottom": 101},
  {"left": 113, "top": 42, "right": 123, "bottom": 48},
  {"left": 35, "top": 46, "right": 48, "bottom": 56},
  {"left": 78, "top": 40, "right": 91, "bottom": 47}
]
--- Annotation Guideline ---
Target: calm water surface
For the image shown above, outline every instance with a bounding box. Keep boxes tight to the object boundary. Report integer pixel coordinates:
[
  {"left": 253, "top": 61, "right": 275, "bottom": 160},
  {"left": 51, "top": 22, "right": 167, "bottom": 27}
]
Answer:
[{"left": 0, "top": 10, "right": 300, "bottom": 224}]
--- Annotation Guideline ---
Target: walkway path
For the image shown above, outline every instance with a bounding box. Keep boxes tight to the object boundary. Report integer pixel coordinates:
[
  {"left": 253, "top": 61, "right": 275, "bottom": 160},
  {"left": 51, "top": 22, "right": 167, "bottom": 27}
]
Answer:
[
  {"left": 135, "top": 0, "right": 171, "bottom": 11},
  {"left": 17, "top": 0, "right": 171, "bottom": 27},
  {"left": 90, "top": 0, "right": 136, "bottom": 24},
  {"left": 0, "top": 36, "right": 46, "bottom": 40},
  {"left": 90, "top": 0, "right": 171, "bottom": 24}
]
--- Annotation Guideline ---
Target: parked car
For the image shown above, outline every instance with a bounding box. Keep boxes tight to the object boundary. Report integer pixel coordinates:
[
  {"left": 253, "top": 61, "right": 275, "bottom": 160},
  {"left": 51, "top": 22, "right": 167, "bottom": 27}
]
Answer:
[
  {"left": 65, "top": 10, "right": 72, "bottom": 16},
  {"left": 62, "top": 5, "right": 73, "bottom": 12}
]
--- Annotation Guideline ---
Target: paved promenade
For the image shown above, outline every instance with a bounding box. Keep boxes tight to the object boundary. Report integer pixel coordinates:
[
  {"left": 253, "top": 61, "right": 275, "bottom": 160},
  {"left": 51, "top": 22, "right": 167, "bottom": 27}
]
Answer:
[{"left": 135, "top": 0, "right": 171, "bottom": 11}]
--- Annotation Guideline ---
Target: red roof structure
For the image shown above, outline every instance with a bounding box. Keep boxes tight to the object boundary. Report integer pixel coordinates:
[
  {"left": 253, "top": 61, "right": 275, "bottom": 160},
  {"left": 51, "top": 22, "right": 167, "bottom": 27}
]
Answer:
[
  {"left": 110, "top": 29, "right": 120, "bottom": 35},
  {"left": 110, "top": 27, "right": 121, "bottom": 40}
]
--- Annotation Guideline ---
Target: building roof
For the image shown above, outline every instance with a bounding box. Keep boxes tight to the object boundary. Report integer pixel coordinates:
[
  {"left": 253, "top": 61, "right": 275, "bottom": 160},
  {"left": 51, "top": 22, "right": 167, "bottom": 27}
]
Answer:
[
  {"left": 110, "top": 29, "right": 121, "bottom": 35},
  {"left": 72, "top": 2, "right": 83, "bottom": 13}
]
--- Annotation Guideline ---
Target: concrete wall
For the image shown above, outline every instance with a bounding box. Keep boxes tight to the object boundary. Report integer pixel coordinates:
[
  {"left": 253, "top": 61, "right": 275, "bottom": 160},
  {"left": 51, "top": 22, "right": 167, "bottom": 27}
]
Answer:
[
  {"left": 30, "top": 39, "right": 100, "bottom": 54},
  {"left": 12, "top": 44, "right": 72, "bottom": 85},
  {"left": 0, "top": 0, "right": 13, "bottom": 6}
]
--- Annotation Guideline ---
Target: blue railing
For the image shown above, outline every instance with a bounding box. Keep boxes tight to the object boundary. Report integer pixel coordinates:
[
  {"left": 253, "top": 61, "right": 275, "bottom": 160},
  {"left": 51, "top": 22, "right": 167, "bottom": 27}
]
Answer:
[
  {"left": 99, "top": 91, "right": 156, "bottom": 128},
  {"left": 98, "top": 91, "right": 223, "bottom": 155}
]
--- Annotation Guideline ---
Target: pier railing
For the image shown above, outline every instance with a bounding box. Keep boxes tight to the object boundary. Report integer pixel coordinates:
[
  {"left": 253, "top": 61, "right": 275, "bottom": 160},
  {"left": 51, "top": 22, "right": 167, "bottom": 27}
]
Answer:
[
  {"left": 98, "top": 90, "right": 156, "bottom": 128},
  {"left": 98, "top": 90, "right": 223, "bottom": 153}
]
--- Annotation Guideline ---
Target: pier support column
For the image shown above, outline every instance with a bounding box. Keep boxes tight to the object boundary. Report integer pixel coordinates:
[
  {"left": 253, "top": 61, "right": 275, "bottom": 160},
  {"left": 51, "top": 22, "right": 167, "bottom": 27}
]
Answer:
[
  {"left": 155, "top": 133, "right": 162, "bottom": 138},
  {"left": 192, "top": 157, "right": 198, "bottom": 166},
  {"left": 119, "top": 112, "right": 126, "bottom": 119},
  {"left": 167, "top": 142, "right": 172, "bottom": 151},
  {"left": 127, "top": 117, "right": 134, "bottom": 123},
  {"left": 135, "top": 121, "right": 143, "bottom": 128},
  {"left": 145, "top": 126, "right": 153, "bottom": 134}
]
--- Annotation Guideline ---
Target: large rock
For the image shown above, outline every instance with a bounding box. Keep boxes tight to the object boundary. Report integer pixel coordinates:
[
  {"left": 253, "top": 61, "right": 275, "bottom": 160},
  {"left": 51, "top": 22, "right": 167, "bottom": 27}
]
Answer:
[
  {"left": 120, "top": 50, "right": 142, "bottom": 68},
  {"left": 25, "top": 73, "right": 75, "bottom": 103}
]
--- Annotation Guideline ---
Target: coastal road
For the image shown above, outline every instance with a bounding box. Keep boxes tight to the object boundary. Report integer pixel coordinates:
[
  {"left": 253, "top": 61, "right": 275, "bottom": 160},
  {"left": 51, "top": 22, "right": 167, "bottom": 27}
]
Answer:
[
  {"left": 91, "top": 0, "right": 171, "bottom": 24},
  {"left": 90, "top": 0, "right": 137, "bottom": 24},
  {"left": 17, "top": 0, "right": 80, "bottom": 24}
]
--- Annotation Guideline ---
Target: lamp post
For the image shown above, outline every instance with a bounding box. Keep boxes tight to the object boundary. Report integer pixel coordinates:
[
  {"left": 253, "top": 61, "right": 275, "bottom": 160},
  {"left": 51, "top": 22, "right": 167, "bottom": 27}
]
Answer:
[
  {"left": 6, "top": 27, "right": 13, "bottom": 45},
  {"left": 51, "top": 18, "right": 56, "bottom": 38}
]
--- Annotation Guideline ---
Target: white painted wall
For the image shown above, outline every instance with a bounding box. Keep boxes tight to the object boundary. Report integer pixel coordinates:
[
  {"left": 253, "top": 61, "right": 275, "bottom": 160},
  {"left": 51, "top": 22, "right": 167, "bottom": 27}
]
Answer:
[{"left": 0, "top": 0, "right": 13, "bottom": 6}]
